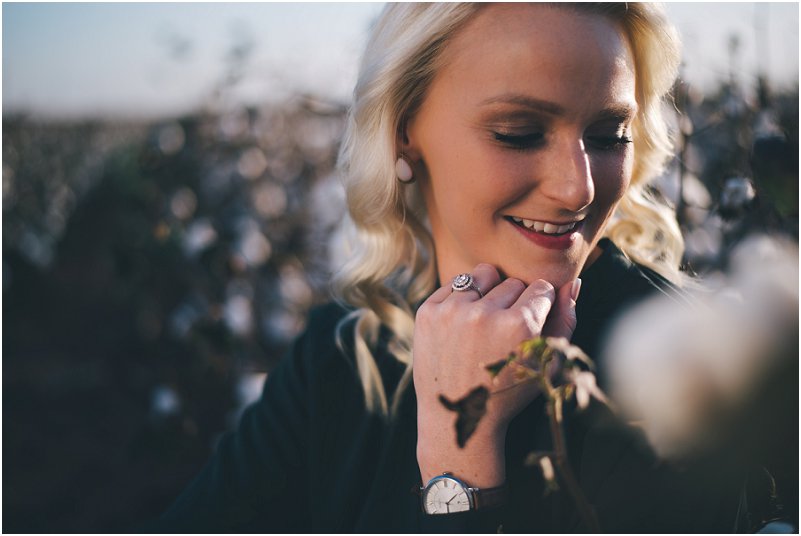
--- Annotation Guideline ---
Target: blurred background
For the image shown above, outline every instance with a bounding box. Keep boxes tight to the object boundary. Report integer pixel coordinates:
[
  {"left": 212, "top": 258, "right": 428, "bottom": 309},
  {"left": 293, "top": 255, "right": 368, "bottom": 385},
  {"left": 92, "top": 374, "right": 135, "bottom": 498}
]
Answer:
[{"left": 3, "top": 3, "right": 798, "bottom": 532}]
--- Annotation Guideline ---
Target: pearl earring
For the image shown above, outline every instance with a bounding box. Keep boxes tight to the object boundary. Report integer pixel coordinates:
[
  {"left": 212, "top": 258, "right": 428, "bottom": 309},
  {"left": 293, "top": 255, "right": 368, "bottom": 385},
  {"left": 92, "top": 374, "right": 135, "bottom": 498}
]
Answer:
[{"left": 395, "top": 156, "right": 414, "bottom": 183}]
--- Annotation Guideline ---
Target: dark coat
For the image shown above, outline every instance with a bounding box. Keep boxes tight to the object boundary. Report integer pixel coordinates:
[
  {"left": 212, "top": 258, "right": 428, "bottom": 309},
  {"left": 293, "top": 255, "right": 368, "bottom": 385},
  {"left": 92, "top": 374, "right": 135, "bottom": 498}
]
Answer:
[{"left": 150, "top": 239, "right": 744, "bottom": 533}]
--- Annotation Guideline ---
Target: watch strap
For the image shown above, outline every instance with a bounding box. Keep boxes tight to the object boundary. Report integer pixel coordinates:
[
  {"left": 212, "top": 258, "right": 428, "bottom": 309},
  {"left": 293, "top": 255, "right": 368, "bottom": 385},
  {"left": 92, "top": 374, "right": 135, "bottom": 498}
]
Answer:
[{"left": 468, "top": 483, "right": 508, "bottom": 509}]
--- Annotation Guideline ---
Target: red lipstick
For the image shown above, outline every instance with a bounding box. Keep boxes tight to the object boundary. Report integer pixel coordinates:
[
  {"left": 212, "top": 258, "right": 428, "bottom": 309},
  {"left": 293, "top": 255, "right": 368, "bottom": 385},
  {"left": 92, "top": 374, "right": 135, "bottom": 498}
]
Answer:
[{"left": 507, "top": 218, "right": 582, "bottom": 250}]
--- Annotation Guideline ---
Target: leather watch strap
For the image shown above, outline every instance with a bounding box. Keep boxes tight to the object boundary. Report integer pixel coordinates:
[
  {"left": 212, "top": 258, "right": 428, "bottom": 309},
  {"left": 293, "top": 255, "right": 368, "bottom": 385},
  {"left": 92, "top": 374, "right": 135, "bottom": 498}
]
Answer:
[{"left": 469, "top": 484, "right": 509, "bottom": 509}]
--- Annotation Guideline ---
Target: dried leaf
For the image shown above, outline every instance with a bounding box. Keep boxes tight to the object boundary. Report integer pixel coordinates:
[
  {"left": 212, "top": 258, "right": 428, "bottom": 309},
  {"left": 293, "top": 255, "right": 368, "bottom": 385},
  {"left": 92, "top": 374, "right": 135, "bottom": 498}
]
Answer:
[
  {"left": 540, "top": 456, "right": 559, "bottom": 493},
  {"left": 484, "top": 352, "right": 516, "bottom": 378},
  {"left": 438, "top": 386, "right": 490, "bottom": 448},
  {"left": 524, "top": 452, "right": 559, "bottom": 494},
  {"left": 569, "top": 370, "right": 610, "bottom": 410},
  {"left": 514, "top": 366, "right": 540, "bottom": 382},
  {"left": 519, "top": 337, "right": 549, "bottom": 361},
  {"left": 523, "top": 450, "right": 551, "bottom": 467},
  {"left": 538, "top": 455, "right": 556, "bottom": 483},
  {"left": 545, "top": 336, "right": 594, "bottom": 370}
]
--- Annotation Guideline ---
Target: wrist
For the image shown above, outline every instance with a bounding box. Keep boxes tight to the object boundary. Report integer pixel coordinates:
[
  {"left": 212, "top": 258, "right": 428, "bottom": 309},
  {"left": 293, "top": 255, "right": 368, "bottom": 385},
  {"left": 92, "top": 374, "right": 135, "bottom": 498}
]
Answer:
[
  {"left": 416, "top": 424, "right": 507, "bottom": 488},
  {"left": 417, "top": 394, "right": 509, "bottom": 441}
]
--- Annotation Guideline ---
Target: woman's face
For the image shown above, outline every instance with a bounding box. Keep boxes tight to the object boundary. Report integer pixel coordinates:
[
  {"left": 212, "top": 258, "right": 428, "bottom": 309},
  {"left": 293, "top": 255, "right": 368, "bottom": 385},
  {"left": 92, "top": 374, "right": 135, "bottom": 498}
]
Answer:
[{"left": 406, "top": 4, "right": 637, "bottom": 288}]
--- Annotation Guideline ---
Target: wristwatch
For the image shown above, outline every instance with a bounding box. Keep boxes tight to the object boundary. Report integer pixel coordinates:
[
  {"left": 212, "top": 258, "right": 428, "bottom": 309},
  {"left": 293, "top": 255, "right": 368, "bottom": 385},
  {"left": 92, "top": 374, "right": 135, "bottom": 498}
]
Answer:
[{"left": 420, "top": 473, "right": 508, "bottom": 514}]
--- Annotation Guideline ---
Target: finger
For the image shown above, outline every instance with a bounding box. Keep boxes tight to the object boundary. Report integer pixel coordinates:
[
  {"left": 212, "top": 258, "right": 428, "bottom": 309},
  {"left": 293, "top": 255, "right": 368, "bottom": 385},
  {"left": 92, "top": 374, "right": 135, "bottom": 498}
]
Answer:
[
  {"left": 425, "top": 284, "right": 454, "bottom": 305},
  {"left": 424, "top": 263, "right": 500, "bottom": 305},
  {"left": 482, "top": 277, "right": 527, "bottom": 309},
  {"left": 446, "top": 263, "right": 501, "bottom": 302},
  {"left": 542, "top": 278, "right": 581, "bottom": 339},
  {"left": 512, "top": 279, "right": 556, "bottom": 332}
]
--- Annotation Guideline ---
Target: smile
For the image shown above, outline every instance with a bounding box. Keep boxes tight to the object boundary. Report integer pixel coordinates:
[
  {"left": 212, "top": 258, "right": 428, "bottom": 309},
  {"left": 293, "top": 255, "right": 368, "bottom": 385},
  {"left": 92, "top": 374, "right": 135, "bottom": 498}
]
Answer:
[{"left": 507, "top": 216, "right": 582, "bottom": 235}]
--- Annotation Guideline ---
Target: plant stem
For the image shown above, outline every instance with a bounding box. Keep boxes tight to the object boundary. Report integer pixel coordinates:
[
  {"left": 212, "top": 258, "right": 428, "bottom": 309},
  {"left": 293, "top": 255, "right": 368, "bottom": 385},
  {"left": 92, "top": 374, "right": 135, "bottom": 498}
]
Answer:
[{"left": 546, "top": 398, "right": 600, "bottom": 533}]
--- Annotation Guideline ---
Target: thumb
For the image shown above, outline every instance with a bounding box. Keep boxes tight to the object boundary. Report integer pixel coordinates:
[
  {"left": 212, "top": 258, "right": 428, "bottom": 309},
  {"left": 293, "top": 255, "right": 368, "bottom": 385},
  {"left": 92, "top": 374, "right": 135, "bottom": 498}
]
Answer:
[{"left": 542, "top": 278, "right": 580, "bottom": 340}]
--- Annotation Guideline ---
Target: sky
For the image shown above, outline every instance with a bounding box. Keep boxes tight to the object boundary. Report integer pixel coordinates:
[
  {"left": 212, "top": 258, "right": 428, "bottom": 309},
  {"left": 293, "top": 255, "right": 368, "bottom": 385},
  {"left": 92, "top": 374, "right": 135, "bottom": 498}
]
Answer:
[{"left": 3, "top": 2, "right": 799, "bottom": 119}]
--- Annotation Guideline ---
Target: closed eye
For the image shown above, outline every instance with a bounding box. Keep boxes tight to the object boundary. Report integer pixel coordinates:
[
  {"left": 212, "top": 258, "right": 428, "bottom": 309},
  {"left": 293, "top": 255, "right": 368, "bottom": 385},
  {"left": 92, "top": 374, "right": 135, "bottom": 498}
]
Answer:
[
  {"left": 585, "top": 135, "right": 633, "bottom": 151},
  {"left": 493, "top": 131, "right": 544, "bottom": 150}
]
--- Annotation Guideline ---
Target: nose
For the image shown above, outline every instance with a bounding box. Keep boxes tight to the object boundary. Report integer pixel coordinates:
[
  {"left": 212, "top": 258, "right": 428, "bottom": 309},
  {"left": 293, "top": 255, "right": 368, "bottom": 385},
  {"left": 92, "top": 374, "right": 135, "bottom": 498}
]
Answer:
[{"left": 539, "top": 137, "right": 594, "bottom": 212}]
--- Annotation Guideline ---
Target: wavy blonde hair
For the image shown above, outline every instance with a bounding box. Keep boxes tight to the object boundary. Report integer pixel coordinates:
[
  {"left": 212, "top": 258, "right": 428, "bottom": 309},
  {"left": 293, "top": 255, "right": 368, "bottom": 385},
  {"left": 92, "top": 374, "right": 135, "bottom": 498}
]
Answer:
[{"left": 334, "top": 3, "right": 683, "bottom": 417}]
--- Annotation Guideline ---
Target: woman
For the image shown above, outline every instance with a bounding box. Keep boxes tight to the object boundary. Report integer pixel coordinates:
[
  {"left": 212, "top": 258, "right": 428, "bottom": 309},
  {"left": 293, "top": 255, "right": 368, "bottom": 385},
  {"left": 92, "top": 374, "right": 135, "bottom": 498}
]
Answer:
[{"left": 153, "top": 3, "right": 743, "bottom": 532}]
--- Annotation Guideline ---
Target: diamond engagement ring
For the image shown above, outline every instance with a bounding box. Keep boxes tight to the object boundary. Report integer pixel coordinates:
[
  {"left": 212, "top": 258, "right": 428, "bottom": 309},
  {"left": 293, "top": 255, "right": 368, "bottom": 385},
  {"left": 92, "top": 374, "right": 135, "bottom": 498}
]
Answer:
[{"left": 451, "top": 273, "right": 484, "bottom": 298}]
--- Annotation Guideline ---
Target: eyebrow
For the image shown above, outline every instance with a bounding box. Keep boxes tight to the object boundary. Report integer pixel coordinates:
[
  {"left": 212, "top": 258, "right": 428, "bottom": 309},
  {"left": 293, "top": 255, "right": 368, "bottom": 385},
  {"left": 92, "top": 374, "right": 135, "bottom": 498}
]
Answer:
[{"left": 479, "top": 94, "right": 638, "bottom": 121}]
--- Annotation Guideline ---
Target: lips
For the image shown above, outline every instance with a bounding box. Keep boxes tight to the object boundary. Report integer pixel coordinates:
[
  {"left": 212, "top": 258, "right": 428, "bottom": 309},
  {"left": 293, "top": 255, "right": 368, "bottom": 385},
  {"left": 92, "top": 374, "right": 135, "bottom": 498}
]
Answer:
[
  {"left": 505, "top": 215, "right": 583, "bottom": 250},
  {"left": 507, "top": 216, "right": 582, "bottom": 235}
]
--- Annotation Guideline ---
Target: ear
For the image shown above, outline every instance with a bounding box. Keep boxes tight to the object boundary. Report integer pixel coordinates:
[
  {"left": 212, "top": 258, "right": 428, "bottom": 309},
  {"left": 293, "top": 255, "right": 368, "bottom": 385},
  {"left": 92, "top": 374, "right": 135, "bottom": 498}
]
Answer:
[{"left": 396, "top": 114, "right": 422, "bottom": 162}]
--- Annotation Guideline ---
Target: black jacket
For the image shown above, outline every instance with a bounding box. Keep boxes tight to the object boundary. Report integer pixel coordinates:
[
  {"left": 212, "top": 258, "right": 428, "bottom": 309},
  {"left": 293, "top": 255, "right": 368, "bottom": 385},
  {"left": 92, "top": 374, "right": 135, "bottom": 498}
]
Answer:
[{"left": 151, "top": 239, "right": 744, "bottom": 532}]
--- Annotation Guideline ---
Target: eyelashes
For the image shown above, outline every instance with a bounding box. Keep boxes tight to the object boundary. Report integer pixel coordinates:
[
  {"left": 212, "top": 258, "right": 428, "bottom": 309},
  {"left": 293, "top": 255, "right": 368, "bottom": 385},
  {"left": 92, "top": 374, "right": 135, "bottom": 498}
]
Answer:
[
  {"left": 585, "top": 135, "right": 633, "bottom": 150},
  {"left": 492, "top": 131, "right": 632, "bottom": 151},
  {"left": 492, "top": 131, "right": 544, "bottom": 149}
]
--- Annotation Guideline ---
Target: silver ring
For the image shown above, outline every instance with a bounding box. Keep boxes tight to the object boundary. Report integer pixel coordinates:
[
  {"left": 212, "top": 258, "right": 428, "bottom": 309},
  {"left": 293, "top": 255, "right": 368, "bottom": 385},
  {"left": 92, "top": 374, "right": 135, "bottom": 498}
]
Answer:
[{"left": 451, "top": 273, "right": 484, "bottom": 298}]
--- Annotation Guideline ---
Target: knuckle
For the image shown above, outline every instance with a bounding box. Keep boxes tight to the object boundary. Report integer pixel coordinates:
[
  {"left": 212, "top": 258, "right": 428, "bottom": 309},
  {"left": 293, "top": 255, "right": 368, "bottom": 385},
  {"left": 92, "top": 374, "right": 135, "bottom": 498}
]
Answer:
[
  {"left": 464, "top": 304, "right": 488, "bottom": 326},
  {"left": 515, "top": 302, "right": 546, "bottom": 332},
  {"left": 530, "top": 279, "right": 556, "bottom": 299},
  {"left": 517, "top": 306, "right": 542, "bottom": 334}
]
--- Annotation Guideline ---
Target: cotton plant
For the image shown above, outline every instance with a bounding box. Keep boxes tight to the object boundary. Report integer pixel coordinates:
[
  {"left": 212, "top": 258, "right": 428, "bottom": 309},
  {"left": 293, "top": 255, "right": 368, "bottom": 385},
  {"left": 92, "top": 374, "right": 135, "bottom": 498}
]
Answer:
[
  {"left": 439, "top": 336, "right": 607, "bottom": 532},
  {"left": 604, "top": 234, "right": 798, "bottom": 460}
]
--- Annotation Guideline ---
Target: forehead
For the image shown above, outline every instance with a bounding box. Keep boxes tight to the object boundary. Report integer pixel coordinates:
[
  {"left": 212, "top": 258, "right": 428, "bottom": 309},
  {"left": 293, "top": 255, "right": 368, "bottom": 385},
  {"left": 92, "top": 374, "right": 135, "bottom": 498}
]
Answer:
[{"left": 435, "top": 4, "right": 636, "bottom": 114}]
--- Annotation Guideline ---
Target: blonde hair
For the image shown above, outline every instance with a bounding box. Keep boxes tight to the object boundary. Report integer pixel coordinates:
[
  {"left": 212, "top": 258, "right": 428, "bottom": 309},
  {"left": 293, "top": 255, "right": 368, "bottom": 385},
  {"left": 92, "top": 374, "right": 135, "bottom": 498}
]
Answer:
[{"left": 334, "top": 3, "right": 683, "bottom": 417}]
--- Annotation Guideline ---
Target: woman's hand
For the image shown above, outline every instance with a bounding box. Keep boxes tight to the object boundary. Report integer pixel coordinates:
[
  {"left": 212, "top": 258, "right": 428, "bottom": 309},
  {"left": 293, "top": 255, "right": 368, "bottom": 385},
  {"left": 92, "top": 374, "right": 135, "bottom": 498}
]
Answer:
[{"left": 413, "top": 263, "right": 580, "bottom": 487}]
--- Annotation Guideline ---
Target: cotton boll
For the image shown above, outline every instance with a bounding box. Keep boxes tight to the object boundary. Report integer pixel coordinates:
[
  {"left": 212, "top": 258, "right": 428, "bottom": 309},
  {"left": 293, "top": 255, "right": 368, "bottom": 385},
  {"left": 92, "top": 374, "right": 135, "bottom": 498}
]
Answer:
[
  {"left": 604, "top": 294, "right": 717, "bottom": 458},
  {"left": 605, "top": 234, "right": 798, "bottom": 461},
  {"left": 728, "top": 235, "right": 799, "bottom": 328},
  {"left": 711, "top": 236, "right": 798, "bottom": 400}
]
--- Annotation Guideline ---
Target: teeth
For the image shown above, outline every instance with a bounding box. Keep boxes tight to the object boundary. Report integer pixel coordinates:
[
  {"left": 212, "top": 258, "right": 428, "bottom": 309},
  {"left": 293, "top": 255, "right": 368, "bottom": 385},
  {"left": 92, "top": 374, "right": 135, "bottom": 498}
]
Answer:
[{"left": 511, "top": 217, "right": 579, "bottom": 235}]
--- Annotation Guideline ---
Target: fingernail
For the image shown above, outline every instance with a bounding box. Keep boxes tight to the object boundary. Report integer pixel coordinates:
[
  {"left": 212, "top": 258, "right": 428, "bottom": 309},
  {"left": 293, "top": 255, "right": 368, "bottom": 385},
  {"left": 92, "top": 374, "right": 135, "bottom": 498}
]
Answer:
[{"left": 570, "top": 278, "right": 582, "bottom": 302}]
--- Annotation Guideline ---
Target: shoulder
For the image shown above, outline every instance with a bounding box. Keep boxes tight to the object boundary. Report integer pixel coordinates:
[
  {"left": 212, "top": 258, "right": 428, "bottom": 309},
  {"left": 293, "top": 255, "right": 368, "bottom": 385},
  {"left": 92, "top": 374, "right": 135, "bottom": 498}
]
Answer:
[
  {"left": 304, "top": 300, "right": 354, "bottom": 332},
  {"left": 293, "top": 300, "right": 410, "bottom": 412},
  {"left": 300, "top": 301, "right": 355, "bottom": 347},
  {"left": 289, "top": 300, "right": 359, "bottom": 374}
]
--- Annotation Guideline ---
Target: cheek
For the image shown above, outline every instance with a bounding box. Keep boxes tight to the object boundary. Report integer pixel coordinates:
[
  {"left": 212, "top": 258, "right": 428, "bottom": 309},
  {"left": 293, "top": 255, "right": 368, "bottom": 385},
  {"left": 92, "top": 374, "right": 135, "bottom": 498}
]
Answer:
[
  {"left": 591, "top": 151, "right": 632, "bottom": 208},
  {"left": 419, "top": 125, "right": 480, "bottom": 190},
  {"left": 427, "top": 139, "right": 514, "bottom": 205}
]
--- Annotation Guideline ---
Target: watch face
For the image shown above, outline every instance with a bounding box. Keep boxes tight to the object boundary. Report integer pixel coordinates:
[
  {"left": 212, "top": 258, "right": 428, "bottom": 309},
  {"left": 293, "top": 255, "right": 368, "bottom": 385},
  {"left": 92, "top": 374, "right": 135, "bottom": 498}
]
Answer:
[{"left": 423, "top": 476, "right": 472, "bottom": 514}]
